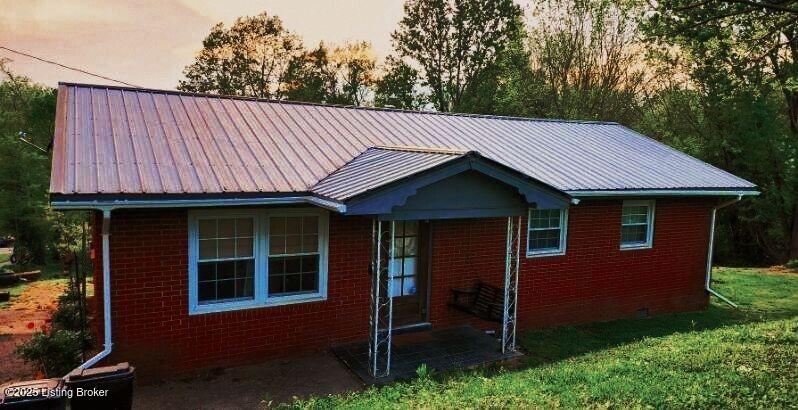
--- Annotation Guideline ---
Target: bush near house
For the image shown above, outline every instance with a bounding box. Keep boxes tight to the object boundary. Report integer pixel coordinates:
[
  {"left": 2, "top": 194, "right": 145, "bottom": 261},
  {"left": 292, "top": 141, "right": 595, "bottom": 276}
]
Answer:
[{"left": 295, "top": 268, "right": 798, "bottom": 409}]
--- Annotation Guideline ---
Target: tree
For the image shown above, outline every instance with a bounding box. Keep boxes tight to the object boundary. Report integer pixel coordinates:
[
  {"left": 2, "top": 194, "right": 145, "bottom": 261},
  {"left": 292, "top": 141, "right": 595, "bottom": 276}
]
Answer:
[
  {"left": 644, "top": 0, "right": 798, "bottom": 261},
  {"left": 0, "top": 61, "right": 56, "bottom": 263},
  {"left": 331, "top": 41, "right": 377, "bottom": 106},
  {"left": 282, "top": 41, "right": 377, "bottom": 106},
  {"left": 374, "top": 56, "right": 426, "bottom": 109},
  {"left": 178, "top": 12, "right": 303, "bottom": 98},
  {"left": 525, "top": 0, "right": 647, "bottom": 123},
  {"left": 282, "top": 43, "right": 338, "bottom": 103},
  {"left": 392, "top": 0, "right": 524, "bottom": 111}
]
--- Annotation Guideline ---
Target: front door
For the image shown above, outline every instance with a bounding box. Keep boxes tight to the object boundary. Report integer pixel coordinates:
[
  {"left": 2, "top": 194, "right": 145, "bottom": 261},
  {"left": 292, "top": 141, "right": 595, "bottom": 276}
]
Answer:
[{"left": 390, "top": 220, "right": 430, "bottom": 327}]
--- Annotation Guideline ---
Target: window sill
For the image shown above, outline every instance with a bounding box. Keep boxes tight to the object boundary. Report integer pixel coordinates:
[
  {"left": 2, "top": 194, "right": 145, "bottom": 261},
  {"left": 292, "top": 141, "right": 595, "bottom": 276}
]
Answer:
[
  {"left": 620, "top": 244, "right": 652, "bottom": 251},
  {"left": 189, "top": 294, "right": 327, "bottom": 315},
  {"left": 526, "top": 250, "right": 566, "bottom": 258}
]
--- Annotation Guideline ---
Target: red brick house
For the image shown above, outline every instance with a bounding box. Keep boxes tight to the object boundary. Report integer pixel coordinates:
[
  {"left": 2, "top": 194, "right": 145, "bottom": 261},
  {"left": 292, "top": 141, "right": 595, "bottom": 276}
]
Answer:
[{"left": 49, "top": 83, "right": 756, "bottom": 379}]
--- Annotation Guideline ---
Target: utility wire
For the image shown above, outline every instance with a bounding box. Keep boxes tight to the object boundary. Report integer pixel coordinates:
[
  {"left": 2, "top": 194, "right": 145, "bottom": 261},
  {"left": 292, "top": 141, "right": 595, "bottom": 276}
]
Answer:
[{"left": 0, "top": 45, "right": 142, "bottom": 88}]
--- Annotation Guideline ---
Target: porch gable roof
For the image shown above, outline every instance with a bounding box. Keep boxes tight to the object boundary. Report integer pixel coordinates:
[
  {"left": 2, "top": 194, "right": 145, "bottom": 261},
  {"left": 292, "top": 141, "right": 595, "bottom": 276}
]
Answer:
[{"left": 320, "top": 147, "right": 572, "bottom": 217}]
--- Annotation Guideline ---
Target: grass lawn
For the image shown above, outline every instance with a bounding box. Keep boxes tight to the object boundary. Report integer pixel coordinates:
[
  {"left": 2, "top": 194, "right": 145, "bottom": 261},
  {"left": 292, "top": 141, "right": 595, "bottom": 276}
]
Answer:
[
  {"left": 295, "top": 267, "right": 798, "bottom": 409},
  {"left": 0, "top": 252, "right": 9, "bottom": 265}
]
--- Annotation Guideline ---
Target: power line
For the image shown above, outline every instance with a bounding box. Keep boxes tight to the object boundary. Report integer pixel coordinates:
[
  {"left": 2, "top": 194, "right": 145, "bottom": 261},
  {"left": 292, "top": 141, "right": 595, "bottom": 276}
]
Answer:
[{"left": 0, "top": 45, "right": 142, "bottom": 88}]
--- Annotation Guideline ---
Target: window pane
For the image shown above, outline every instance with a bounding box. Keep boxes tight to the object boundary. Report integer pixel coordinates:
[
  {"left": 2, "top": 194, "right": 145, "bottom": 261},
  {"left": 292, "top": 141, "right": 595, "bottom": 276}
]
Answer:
[
  {"left": 216, "top": 261, "right": 236, "bottom": 280},
  {"left": 235, "top": 260, "right": 254, "bottom": 279},
  {"left": 236, "top": 278, "right": 253, "bottom": 298},
  {"left": 302, "top": 216, "right": 318, "bottom": 234},
  {"left": 285, "top": 274, "right": 301, "bottom": 293},
  {"left": 268, "top": 275, "right": 283, "bottom": 295},
  {"left": 198, "top": 282, "right": 215, "bottom": 302},
  {"left": 403, "top": 221, "right": 418, "bottom": 236},
  {"left": 268, "top": 255, "right": 320, "bottom": 296},
  {"left": 301, "top": 234, "right": 318, "bottom": 253},
  {"left": 403, "top": 276, "right": 417, "bottom": 296},
  {"left": 236, "top": 238, "right": 253, "bottom": 258},
  {"left": 217, "top": 279, "right": 235, "bottom": 300},
  {"left": 622, "top": 206, "right": 648, "bottom": 225},
  {"left": 393, "top": 238, "right": 404, "bottom": 258},
  {"left": 218, "top": 238, "right": 235, "bottom": 258},
  {"left": 285, "top": 217, "right": 302, "bottom": 235},
  {"left": 622, "top": 225, "right": 648, "bottom": 244},
  {"left": 301, "top": 255, "right": 319, "bottom": 274},
  {"left": 269, "top": 235, "right": 285, "bottom": 254},
  {"left": 198, "top": 262, "right": 215, "bottom": 282},
  {"left": 270, "top": 217, "right": 286, "bottom": 235},
  {"left": 199, "top": 239, "right": 217, "bottom": 260},
  {"left": 283, "top": 256, "right": 300, "bottom": 274},
  {"left": 389, "top": 258, "right": 402, "bottom": 277},
  {"left": 218, "top": 218, "right": 235, "bottom": 238},
  {"left": 198, "top": 219, "right": 217, "bottom": 239},
  {"left": 530, "top": 209, "right": 561, "bottom": 229},
  {"left": 390, "top": 278, "right": 402, "bottom": 297},
  {"left": 403, "top": 237, "right": 417, "bottom": 257},
  {"left": 269, "top": 258, "right": 284, "bottom": 275},
  {"left": 285, "top": 234, "right": 302, "bottom": 254},
  {"left": 403, "top": 257, "right": 417, "bottom": 276},
  {"left": 236, "top": 218, "right": 253, "bottom": 237},
  {"left": 301, "top": 272, "right": 318, "bottom": 292},
  {"left": 529, "top": 228, "right": 561, "bottom": 251}
]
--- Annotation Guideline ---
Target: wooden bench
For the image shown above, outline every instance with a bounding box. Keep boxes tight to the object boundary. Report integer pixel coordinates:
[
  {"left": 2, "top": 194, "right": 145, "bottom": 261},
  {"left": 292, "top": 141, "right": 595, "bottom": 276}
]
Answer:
[{"left": 449, "top": 281, "right": 504, "bottom": 322}]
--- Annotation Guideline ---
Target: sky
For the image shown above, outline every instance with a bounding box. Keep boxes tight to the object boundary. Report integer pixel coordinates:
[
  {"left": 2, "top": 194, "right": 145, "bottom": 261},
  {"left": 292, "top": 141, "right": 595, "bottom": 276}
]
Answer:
[{"left": 0, "top": 0, "right": 409, "bottom": 89}]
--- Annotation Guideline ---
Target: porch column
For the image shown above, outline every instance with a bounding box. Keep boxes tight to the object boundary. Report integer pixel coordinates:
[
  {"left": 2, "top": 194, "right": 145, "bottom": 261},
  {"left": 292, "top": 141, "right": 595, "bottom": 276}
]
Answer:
[
  {"left": 502, "top": 216, "right": 521, "bottom": 353},
  {"left": 368, "top": 219, "right": 395, "bottom": 377}
]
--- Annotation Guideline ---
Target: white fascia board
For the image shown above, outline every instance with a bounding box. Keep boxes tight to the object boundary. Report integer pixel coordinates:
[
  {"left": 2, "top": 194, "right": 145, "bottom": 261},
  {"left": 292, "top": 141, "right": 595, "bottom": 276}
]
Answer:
[
  {"left": 50, "top": 196, "right": 347, "bottom": 213},
  {"left": 566, "top": 189, "right": 759, "bottom": 198}
]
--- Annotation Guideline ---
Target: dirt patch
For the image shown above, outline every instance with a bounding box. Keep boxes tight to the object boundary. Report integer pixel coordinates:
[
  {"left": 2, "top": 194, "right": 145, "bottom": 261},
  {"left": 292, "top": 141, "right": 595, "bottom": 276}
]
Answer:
[
  {"left": 767, "top": 265, "right": 798, "bottom": 275},
  {"left": 0, "top": 280, "right": 66, "bottom": 385}
]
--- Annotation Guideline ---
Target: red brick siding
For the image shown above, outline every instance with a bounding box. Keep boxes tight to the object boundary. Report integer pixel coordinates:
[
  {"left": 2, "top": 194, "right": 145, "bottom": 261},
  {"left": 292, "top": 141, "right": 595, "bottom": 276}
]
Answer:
[{"left": 92, "top": 198, "right": 711, "bottom": 376}]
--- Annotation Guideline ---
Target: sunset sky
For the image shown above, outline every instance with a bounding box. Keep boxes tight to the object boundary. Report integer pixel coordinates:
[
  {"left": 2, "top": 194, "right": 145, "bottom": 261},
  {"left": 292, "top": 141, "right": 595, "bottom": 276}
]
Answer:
[{"left": 0, "top": 0, "right": 415, "bottom": 89}]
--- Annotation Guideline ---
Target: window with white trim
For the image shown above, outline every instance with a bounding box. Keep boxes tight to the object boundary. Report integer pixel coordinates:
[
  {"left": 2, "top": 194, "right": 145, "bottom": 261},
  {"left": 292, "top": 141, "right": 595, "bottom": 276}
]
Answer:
[
  {"left": 188, "top": 208, "right": 328, "bottom": 314},
  {"left": 197, "top": 217, "right": 255, "bottom": 303},
  {"left": 527, "top": 208, "right": 567, "bottom": 257},
  {"left": 620, "top": 200, "right": 655, "bottom": 249},
  {"left": 268, "top": 216, "right": 320, "bottom": 296}
]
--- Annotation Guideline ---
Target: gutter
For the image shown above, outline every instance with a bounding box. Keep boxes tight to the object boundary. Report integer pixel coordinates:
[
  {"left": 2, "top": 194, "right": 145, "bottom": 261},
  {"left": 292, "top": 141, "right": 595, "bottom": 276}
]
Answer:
[
  {"left": 705, "top": 195, "right": 743, "bottom": 307},
  {"left": 50, "top": 195, "right": 347, "bottom": 213},
  {"left": 74, "top": 209, "right": 113, "bottom": 370},
  {"left": 567, "top": 189, "right": 759, "bottom": 198}
]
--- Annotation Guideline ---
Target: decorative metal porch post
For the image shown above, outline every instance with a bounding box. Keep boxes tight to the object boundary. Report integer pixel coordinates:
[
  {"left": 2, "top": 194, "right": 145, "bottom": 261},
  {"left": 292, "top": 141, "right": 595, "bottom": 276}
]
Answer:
[
  {"left": 368, "top": 219, "right": 395, "bottom": 377},
  {"left": 502, "top": 216, "right": 522, "bottom": 353}
]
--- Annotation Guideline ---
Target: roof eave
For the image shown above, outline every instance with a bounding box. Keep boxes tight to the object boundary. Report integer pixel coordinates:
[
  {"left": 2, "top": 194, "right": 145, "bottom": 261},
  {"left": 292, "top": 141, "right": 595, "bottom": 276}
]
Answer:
[
  {"left": 566, "top": 189, "right": 760, "bottom": 198},
  {"left": 49, "top": 195, "right": 347, "bottom": 213}
]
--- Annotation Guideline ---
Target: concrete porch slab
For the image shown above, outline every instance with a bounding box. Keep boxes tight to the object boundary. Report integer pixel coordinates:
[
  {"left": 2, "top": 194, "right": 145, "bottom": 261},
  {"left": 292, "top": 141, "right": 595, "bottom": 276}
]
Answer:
[{"left": 331, "top": 325, "right": 522, "bottom": 385}]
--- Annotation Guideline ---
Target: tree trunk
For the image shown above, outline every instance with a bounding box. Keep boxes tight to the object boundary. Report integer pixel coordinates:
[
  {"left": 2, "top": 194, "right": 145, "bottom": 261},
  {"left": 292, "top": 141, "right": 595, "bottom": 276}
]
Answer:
[{"left": 790, "top": 203, "right": 798, "bottom": 261}]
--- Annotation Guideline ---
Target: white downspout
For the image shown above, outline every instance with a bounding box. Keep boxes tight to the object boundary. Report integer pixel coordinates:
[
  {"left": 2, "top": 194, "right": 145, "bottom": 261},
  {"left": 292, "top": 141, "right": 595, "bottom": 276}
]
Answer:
[
  {"left": 705, "top": 195, "right": 742, "bottom": 308},
  {"left": 75, "top": 209, "right": 113, "bottom": 370}
]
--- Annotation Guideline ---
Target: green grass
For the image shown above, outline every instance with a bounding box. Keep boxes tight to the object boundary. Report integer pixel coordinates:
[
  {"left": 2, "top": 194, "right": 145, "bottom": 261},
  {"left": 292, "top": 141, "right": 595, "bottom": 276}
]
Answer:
[
  {"left": 293, "top": 268, "right": 798, "bottom": 409},
  {"left": 0, "top": 252, "right": 9, "bottom": 265}
]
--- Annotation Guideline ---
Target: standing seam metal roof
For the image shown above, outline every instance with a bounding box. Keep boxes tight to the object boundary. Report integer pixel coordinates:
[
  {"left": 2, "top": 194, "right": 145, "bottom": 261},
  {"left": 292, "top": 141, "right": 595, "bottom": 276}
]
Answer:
[{"left": 50, "top": 83, "right": 756, "bottom": 197}]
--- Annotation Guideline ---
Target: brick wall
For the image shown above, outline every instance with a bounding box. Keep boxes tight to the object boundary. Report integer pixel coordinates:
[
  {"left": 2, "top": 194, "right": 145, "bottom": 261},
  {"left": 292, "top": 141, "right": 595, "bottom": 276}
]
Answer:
[{"left": 91, "top": 198, "right": 712, "bottom": 377}]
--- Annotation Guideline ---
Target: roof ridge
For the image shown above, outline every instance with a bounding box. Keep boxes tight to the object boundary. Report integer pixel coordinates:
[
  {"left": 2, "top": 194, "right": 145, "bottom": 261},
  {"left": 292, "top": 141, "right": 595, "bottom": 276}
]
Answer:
[
  {"left": 58, "top": 82, "right": 621, "bottom": 126},
  {"left": 372, "top": 145, "right": 468, "bottom": 155}
]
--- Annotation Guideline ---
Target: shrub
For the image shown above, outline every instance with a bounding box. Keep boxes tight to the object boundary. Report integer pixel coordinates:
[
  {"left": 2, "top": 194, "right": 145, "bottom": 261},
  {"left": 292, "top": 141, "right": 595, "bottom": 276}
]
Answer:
[
  {"left": 786, "top": 259, "right": 798, "bottom": 270},
  {"left": 16, "top": 328, "right": 83, "bottom": 377}
]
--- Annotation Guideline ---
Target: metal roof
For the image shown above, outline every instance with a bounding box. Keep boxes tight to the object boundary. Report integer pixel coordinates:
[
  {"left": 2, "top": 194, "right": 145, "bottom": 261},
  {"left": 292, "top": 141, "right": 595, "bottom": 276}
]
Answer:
[
  {"left": 50, "top": 83, "right": 756, "bottom": 199},
  {"left": 311, "top": 147, "right": 464, "bottom": 201}
]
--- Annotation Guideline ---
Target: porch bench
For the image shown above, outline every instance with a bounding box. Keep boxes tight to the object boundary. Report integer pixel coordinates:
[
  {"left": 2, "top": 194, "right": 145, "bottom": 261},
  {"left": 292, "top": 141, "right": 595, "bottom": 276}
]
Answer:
[{"left": 449, "top": 281, "right": 504, "bottom": 322}]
